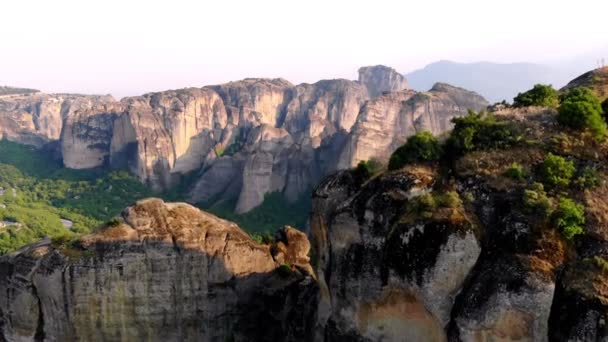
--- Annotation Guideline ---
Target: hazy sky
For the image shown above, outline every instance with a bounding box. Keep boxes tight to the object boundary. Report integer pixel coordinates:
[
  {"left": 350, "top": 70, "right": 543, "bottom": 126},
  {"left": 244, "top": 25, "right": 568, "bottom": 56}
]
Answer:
[{"left": 2, "top": 0, "right": 607, "bottom": 98}]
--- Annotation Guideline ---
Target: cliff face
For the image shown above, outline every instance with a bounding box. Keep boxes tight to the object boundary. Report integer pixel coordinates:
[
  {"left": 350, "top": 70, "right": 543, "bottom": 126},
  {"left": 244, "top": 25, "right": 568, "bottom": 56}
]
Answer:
[
  {"left": 310, "top": 167, "right": 480, "bottom": 341},
  {"left": 2, "top": 106, "right": 608, "bottom": 341},
  {"left": 0, "top": 66, "right": 488, "bottom": 212},
  {"left": 358, "top": 65, "right": 409, "bottom": 98},
  {"left": 338, "top": 83, "right": 488, "bottom": 168},
  {"left": 311, "top": 107, "right": 608, "bottom": 341},
  {"left": 0, "top": 198, "right": 318, "bottom": 341}
]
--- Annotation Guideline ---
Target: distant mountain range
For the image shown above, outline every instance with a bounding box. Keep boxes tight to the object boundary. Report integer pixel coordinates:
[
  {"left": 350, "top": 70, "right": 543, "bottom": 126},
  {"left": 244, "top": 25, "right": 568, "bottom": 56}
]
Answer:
[
  {"left": 405, "top": 47, "right": 608, "bottom": 103},
  {"left": 405, "top": 61, "right": 576, "bottom": 103}
]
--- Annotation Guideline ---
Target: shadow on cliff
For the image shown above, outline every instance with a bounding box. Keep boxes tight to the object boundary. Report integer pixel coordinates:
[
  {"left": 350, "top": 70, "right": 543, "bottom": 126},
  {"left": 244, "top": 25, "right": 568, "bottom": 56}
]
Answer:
[{"left": 0, "top": 230, "right": 319, "bottom": 342}]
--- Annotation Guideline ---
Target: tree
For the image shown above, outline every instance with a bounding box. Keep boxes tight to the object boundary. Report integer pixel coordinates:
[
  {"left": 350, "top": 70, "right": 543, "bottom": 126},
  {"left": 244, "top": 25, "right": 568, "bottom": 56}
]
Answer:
[
  {"left": 557, "top": 87, "right": 606, "bottom": 139},
  {"left": 540, "top": 153, "right": 575, "bottom": 188},
  {"left": 388, "top": 131, "right": 441, "bottom": 170},
  {"left": 446, "top": 110, "right": 518, "bottom": 155},
  {"left": 554, "top": 198, "right": 585, "bottom": 240},
  {"left": 513, "top": 84, "right": 559, "bottom": 108}
]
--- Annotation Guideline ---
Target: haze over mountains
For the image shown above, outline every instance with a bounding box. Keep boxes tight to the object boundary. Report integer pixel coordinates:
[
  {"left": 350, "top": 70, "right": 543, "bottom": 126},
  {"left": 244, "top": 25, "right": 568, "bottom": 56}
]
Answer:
[{"left": 405, "top": 47, "right": 608, "bottom": 103}]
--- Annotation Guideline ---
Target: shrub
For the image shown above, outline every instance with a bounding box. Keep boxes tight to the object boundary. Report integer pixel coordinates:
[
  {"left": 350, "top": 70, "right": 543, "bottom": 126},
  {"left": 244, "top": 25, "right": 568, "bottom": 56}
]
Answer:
[
  {"left": 576, "top": 166, "right": 601, "bottom": 189},
  {"left": 277, "top": 263, "right": 293, "bottom": 278},
  {"left": 504, "top": 162, "right": 525, "bottom": 180},
  {"left": 447, "top": 111, "right": 518, "bottom": 155},
  {"left": 602, "top": 99, "right": 608, "bottom": 117},
  {"left": 554, "top": 198, "right": 585, "bottom": 240},
  {"left": 412, "top": 193, "right": 436, "bottom": 218},
  {"left": 523, "top": 182, "right": 553, "bottom": 218},
  {"left": 592, "top": 256, "right": 608, "bottom": 273},
  {"left": 513, "top": 84, "right": 559, "bottom": 108},
  {"left": 557, "top": 87, "right": 606, "bottom": 139},
  {"left": 408, "top": 191, "right": 462, "bottom": 219},
  {"left": 540, "top": 153, "right": 576, "bottom": 188},
  {"left": 107, "top": 217, "right": 122, "bottom": 227},
  {"left": 436, "top": 191, "right": 462, "bottom": 208},
  {"left": 388, "top": 131, "right": 441, "bottom": 170},
  {"left": 353, "top": 158, "right": 384, "bottom": 180}
]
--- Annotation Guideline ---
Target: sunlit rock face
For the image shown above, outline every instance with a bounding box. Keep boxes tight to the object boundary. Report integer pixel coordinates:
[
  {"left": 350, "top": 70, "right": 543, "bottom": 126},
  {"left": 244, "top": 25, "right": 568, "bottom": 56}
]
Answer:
[
  {"left": 0, "top": 66, "right": 489, "bottom": 212},
  {"left": 0, "top": 199, "right": 318, "bottom": 341},
  {"left": 338, "top": 83, "right": 488, "bottom": 169},
  {"left": 358, "top": 65, "right": 409, "bottom": 98}
]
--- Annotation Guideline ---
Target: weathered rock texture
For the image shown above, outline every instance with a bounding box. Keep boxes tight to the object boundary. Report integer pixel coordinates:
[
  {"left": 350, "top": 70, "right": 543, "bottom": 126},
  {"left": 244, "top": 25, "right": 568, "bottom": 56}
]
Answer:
[
  {"left": 561, "top": 66, "right": 608, "bottom": 101},
  {"left": 338, "top": 83, "right": 488, "bottom": 168},
  {"left": 358, "top": 65, "right": 409, "bottom": 98},
  {"left": 310, "top": 166, "right": 481, "bottom": 341},
  {"left": 0, "top": 198, "right": 318, "bottom": 341},
  {"left": 0, "top": 66, "right": 488, "bottom": 212}
]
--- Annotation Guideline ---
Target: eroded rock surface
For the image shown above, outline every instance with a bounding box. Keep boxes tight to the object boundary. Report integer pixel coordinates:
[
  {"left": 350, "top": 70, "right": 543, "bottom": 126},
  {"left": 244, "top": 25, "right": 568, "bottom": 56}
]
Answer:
[
  {"left": 0, "top": 66, "right": 489, "bottom": 212},
  {"left": 358, "top": 65, "right": 409, "bottom": 98},
  {"left": 0, "top": 198, "right": 317, "bottom": 342}
]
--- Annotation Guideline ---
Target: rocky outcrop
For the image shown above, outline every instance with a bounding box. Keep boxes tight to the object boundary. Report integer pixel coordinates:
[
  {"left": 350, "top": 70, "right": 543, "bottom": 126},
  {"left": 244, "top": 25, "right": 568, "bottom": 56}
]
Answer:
[
  {"left": 60, "top": 96, "right": 122, "bottom": 169},
  {"left": 0, "top": 198, "right": 318, "bottom": 341},
  {"left": 0, "top": 93, "right": 111, "bottom": 148},
  {"left": 358, "top": 65, "right": 409, "bottom": 98},
  {"left": 0, "top": 66, "right": 490, "bottom": 213},
  {"left": 338, "top": 83, "right": 488, "bottom": 168},
  {"left": 561, "top": 66, "right": 608, "bottom": 101},
  {"left": 310, "top": 166, "right": 481, "bottom": 341}
]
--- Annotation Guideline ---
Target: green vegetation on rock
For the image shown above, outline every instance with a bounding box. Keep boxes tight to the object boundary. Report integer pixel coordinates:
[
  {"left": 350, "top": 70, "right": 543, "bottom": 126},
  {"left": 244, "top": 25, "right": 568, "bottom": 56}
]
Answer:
[
  {"left": 554, "top": 197, "right": 585, "bottom": 240},
  {"left": 353, "top": 158, "right": 384, "bottom": 183},
  {"left": 504, "top": 162, "right": 525, "bottom": 180},
  {"left": 202, "top": 191, "right": 311, "bottom": 235},
  {"left": 540, "top": 153, "right": 575, "bottom": 188},
  {"left": 558, "top": 87, "right": 607, "bottom": 139},
  {"left": 513, "top": 84, "right": 559, "bottom": 108},
  {"left": 447, "top": 110, "right": 519, "bottom": 155},
  {"left": 523, "top": 183, "right": 553, "bottom": 218},
  {"left": 0, "top": 139, "right": 155, "bottom": 253},
  {"left": 388, "top": 131, "right": 441, "bottom": 170}
]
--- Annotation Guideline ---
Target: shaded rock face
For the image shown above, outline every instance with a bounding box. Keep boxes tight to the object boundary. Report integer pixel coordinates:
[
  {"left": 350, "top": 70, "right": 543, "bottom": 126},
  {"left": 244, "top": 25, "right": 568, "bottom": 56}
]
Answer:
[
  {"left": 0, "top": 199, "right": 318, "bottom": 342},
  {"left": 358, "top": 65, "right": 409, "bottom": 98},
  {"left": 338, "top": 83, "right": 488, "bottom": 168},
  {"left": 0, "top": 66, "right": 489, "bottom": 212},
  {"left": 0, "top": 93, "right": 115, "bottom": 148},
  {"left": 310, "top": 167, "right": 481, "bottom": 341}
]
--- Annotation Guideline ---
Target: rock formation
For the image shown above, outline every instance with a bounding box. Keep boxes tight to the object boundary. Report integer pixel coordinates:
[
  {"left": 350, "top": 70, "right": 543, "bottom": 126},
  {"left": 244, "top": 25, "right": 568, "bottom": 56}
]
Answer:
[
  {"left": 338, "top": 83, "right": 488, "bottom": 168},
  {"left": 0, "top": 66, "right": 488, "bottom": 212},
  {"left": 0, "top": 198, "right": 317, "bottom": 341},
  {"left": 561, "top": 66, "right": 608, "bottom": 101},
  {"left": 358, "top": 65, "right": 409, "bottom": 98}
]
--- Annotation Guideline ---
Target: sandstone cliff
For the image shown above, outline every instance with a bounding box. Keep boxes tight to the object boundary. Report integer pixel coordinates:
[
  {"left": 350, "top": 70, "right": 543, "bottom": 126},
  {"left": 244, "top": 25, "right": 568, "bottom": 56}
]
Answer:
[
  {"left": 310, "top": 106, "right": 608, "bottom": 341},
  {"left": 358, "top": 65, "right": 409, "bottom": 98},
  {"left": 0, "top": 198, "right": 317, "bottom": 341},
  {"left": 0, "top": 66, "right": 488, "bottom": 213},
  {"left": 338, "top": 83, "right": 488, "bottom": 168}
]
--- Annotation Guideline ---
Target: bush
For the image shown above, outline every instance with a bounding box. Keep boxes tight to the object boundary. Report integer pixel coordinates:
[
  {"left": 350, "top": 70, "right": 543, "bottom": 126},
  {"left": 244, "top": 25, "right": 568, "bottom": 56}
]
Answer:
[
  {"left": 602, "top": 99, "right": 608, "bottom": 116},
  {"left": 388, "top": 131, "right": 441, "bottom": 170},
  {"left": 353, "top": 158, "right": 384, "bottom": 181},
  {"left": 540, "top": 153, "right": 576, "bottom": 188},
  {"left": 554, "top": 198, "right": 585, "bottom": 240},
  {"left": 523, "top": 182, "right": 553, "bottom": 218},
  {"left": 576, "top": 166, "right": 601, "bottom": 189},
  {"left": 558, "top": 87, "right": 606, "bottom": 139},
  {"left": 447, "top": 111, "right": 518, "bottom": 155},
  {"left": 513, "top": 84, "right": 559, "bottom": 108},
  {"left": 408, "top": 191, "right": 462, "bottom": 219},
  {"left": 504, "top": 162, "right": 525, "bottom": 180},
  {"left": 436, "top": 191, "right": 462, "bottom": 208}
]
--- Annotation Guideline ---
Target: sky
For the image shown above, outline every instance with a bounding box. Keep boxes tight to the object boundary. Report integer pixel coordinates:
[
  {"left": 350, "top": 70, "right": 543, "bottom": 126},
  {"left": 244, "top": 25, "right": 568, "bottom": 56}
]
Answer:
[{"left": 1, "top": 0, "right": 607, "bottom": 98}]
